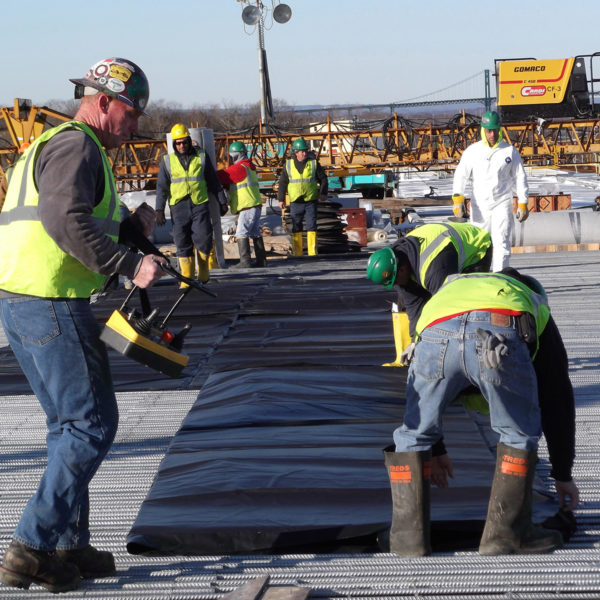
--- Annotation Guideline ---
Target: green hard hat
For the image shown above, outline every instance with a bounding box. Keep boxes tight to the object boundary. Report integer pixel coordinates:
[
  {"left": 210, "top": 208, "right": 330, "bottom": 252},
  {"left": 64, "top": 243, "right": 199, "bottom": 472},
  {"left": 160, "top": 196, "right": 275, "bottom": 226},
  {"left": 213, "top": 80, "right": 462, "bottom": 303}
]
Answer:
[
  {"left": 366, "top": 247, "right": 397, "bottom": 289},
  {"left": 481, "top": 110, "right": 502, "bottom": 130},
  {"left": 292, "top": 137, "right": 309, "bottom": 151},
  {"left": 229, "top": 141, "right": 246, "bottom": 154}
]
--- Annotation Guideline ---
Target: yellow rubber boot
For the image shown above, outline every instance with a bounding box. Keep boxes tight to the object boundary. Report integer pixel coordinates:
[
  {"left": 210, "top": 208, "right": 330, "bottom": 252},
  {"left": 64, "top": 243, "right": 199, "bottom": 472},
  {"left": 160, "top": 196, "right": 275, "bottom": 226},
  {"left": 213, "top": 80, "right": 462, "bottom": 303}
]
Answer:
[
  {"left": 208, "top": 242, "right": 219, "bottom": 270},
  {"left": 292, "top": 232, "right": 303, "bottom": 256},
  {"left": 307, "top": 230, "right": 318, "bottom": 256},
  {"left": 196, "top": 250, "right": 209, "bottom": 283},
  {"left": 178, "top": 256, "right": 195, "bottom": 289},
  {"left": 383, "top": 311, "right": 412, "bottom": 367}
]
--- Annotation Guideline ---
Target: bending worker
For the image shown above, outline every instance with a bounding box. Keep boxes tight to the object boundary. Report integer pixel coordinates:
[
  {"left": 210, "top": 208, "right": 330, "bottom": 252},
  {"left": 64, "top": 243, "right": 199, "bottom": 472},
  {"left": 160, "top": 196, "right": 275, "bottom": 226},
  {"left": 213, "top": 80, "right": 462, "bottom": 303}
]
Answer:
[
  {"left": 386, "top": 271, "right": 568, "bottom": 557},
  {"left": 452, "top": 110, "right": 529, "bottom": 272},
  {"left": 367, "top": 221, "right": 493, "bottom": 364},
  {"left": 0, "top": 57, "right": 165, "bottom": 593},
  {"left": 277, "top": 137, "right": 328, "bottom": 256},
  {"left": 156, "top": 123, "right": 228, "bottom": 285},
  {"left": 217, "top": 141, "right": 266, "bottom": 268},
  {"left": 367, "top": 232, "right": 579, "bottom": 519}
]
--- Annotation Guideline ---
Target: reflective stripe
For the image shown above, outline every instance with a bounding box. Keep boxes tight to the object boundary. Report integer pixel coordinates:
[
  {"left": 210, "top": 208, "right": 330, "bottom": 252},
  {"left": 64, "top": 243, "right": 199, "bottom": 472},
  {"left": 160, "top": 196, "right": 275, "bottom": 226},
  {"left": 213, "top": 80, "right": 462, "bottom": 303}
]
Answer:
[
  {"left": 286, "top": 159, "right": 317, "bottom": 183},
  {"left": 419, "top": 224, "right": 466, "bottom": 278},
  {"left": 171, "top": 176, "right": 204, "bottom": 183}
]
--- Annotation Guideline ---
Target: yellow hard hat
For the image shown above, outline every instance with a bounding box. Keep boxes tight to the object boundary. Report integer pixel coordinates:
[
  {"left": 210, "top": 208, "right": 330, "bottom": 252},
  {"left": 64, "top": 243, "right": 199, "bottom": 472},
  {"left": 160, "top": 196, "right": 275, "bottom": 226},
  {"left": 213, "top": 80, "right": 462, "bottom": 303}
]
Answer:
[{"left": 171, "top": 123, "right": 190, "bottom": 141}]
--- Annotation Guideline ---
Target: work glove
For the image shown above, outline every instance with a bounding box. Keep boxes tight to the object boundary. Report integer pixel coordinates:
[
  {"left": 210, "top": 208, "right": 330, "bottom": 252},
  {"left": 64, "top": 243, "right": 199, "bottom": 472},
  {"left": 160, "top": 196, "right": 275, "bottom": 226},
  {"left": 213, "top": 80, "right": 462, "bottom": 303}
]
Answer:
[
  {"left": 400, "top": 342, "right": 415, "bottom": 366},
  {"left": 476, "top": 328, "right": 509, "bottom": 369},
  {"left": 452, "top": 193, "right": 466, "bottom": 219},
  {"left": 219, "top": 203, "right": 229, "bottom": 217},
  {"left": 516, "top": 202, "right": 529, "bottom": 222},
  {"left": 155, "top": 209, "right": 166, "bottom": 227}
]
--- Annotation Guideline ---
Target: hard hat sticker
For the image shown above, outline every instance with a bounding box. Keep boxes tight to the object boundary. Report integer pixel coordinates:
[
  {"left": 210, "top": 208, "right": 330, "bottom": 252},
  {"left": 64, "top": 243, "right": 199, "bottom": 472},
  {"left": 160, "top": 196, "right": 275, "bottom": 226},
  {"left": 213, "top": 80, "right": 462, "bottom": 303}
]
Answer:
[
  {"left": 107, "top": 79, "right": 126, "bottom": 93},
  {"left": 109, "top": 64, "right": 133, "bottom": 82}
]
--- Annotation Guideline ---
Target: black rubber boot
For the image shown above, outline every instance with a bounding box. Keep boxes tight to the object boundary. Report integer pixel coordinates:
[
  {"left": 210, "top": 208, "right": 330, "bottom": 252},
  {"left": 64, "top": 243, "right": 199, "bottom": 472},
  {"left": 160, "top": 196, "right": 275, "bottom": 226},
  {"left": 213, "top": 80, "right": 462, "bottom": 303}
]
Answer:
[
  {"left": 0, "top": 540, "right": 81, "bottom": 593},
  {"left": 479, "top": 443, "right": 563, "bottom": 555},
  {"left": 252, "top": 237, "right": 267, "bottom": 268},
  {"left": 235, "top": 237, "right": 252, "bottom": 268},
  {"left": 383, "top": 446, "right": 431, "bottom": 557}
]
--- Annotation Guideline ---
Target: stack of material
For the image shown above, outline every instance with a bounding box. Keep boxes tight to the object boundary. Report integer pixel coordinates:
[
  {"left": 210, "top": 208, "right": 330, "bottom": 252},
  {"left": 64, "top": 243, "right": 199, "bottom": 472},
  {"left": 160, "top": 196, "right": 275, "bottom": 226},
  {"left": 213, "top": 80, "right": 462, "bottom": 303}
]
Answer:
[{"left": 283, "top": 200, "right": 362, "bottom": 253}]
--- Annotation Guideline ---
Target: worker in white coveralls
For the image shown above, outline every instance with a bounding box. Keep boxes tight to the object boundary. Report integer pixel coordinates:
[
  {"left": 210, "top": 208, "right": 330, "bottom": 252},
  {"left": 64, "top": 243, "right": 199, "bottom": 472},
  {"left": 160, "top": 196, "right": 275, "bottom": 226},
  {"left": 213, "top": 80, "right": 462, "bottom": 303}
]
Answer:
[{"left": 452, "top": 110, "right": 529, "bottom": 272}]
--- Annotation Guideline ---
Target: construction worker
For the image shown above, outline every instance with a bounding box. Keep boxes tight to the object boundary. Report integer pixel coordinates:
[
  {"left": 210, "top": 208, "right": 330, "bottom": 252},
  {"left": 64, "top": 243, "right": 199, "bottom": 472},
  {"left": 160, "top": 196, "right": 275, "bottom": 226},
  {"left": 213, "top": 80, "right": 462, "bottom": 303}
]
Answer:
[
  {"left": 277, "top": 137, "right": 328, "bottom": 256},
  {"left": 366, "top": 221, "right": 492, "bottom": 364},
  {"left": 217, "top": 141, "right": 266, "bottom": 268},
  {"left": 452, "top": 110, "right": 529, "bottom": 272},
  {"left": 368, "top": 237, "right": 579, "bottom": 522},
  {"left": 155, "top": 123, "right": 228, "bottom": 286},
  {"left": 386, "top": 271, "right": 573, "bottom": 557},
  {"left": 0, "top": 57, "right": 165, "bottom": 592}
]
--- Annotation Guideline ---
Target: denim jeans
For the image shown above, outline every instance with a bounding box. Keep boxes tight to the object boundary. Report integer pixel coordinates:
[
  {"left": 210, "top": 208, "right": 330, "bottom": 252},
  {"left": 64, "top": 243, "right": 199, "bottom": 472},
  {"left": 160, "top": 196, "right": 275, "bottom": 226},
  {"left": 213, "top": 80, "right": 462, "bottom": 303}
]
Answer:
[
  {"left": 394, "top": 311, "right": 540, "bottom": 453},
  {"left": 0, "top": 297, "right": 118, "bottom": 551},
  {"left": 235, "top": 205, "right": 262, "bottom": 238}
]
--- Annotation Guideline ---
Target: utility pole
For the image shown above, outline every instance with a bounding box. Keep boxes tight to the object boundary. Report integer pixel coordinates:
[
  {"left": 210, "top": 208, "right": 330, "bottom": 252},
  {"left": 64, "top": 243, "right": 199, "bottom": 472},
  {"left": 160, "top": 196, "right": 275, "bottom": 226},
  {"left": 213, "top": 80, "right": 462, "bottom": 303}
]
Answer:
[{"left": 239, "top": 1, "right": 292, "bottom": 127}]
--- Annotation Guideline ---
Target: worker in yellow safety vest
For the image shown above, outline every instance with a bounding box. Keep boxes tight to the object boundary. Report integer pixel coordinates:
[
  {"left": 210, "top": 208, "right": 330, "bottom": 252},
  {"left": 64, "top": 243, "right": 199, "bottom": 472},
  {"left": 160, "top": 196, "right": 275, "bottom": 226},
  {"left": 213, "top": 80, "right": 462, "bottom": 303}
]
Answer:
[
  {"left": 156, "top": 123, "right": 228, "bottom": 286},
  {"left": 0, "top": 57, "right": 165, "bottom": 593},
  {"left": 218, "top": 141, "right": 266, "bottom": 268},
  {"left": 277, "top": 137, "right": 328, "bottom": 256},
  {"left": 367, "top": 221, "right": 492, "bottom": 365},
  {"left": 385, "top": 271, "right": 575, "bottom": 558}
]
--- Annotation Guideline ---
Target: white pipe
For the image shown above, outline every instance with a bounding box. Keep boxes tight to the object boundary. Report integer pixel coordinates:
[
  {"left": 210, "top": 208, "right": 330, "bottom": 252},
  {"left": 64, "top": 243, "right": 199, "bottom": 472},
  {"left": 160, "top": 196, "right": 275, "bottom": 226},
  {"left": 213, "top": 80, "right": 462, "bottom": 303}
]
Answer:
[{"left": 511, "top": 209, "right": 600, "bottom": 246}]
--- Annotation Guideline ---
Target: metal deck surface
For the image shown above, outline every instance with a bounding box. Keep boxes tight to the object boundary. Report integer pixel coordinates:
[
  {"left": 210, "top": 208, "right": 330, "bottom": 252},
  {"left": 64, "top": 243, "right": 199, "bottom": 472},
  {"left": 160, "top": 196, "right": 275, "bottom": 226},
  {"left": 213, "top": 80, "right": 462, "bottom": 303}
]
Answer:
[{"left": 1, "top": 250, "right": 600, "bottom": 598}]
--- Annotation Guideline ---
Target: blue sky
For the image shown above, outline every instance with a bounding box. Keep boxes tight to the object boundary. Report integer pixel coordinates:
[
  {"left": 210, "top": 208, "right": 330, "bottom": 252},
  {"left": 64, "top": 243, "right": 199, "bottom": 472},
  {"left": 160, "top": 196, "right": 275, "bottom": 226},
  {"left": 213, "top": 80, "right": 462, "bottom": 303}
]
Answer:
[{"left": 3, "top": 0, "right": 600, "bottom": 109}]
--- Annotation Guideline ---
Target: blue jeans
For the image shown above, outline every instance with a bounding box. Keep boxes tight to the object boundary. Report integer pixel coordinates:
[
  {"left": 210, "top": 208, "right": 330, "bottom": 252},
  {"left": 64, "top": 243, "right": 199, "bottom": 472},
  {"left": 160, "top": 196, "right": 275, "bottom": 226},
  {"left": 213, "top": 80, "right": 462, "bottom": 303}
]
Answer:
[
  {"left": 0, "top": 297, "right": 118, "bottom": 551},
  {"left": 394, "top": 311, "right": 540, "bottom": 453},
  {"left": 235, "top": 206, "right": 262, "bottom": 238}
]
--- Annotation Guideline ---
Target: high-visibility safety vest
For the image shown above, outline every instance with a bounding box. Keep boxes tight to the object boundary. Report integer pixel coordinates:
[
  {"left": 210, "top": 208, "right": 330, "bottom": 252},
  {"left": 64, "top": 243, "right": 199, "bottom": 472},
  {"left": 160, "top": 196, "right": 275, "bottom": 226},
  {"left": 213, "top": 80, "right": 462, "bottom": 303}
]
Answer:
[
  {"left": 285, "top": 159, "right": 319, "bottom": 202},
  {"left": 415, "top": 272, "right": 550, "bottom": 356},
  {"left": 229, "top": 164, "right": 262, "bottom": 215},
  {"left": 0, "top": 121, "right": 120, "bottom": 298},
  {"left": 164, "top": 150, "right": 208, "bottom": 206},
  {"left": 407, "top": 222, "right": 491, "bottom": 287}
]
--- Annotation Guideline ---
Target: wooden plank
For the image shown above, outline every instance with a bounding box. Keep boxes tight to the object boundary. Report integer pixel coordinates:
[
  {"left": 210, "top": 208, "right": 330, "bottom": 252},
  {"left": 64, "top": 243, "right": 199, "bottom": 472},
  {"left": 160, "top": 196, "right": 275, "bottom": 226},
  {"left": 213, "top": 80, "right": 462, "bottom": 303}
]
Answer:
[
  {"left": 262, "top": 587, "right": 311, "bottom": 600},
  {"left": 222, "top": 576, "right": 270, "bottom": 600},
  {"left": 512, "top": 243, "right": 600, "bottom": 253}
]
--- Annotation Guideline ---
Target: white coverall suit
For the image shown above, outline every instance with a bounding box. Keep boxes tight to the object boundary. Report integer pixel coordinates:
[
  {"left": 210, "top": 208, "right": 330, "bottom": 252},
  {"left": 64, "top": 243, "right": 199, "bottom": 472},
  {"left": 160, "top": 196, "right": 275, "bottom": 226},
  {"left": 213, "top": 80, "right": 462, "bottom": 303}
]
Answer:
[{"left": 453, "top": 137, "right": 528, "bottom": 272}]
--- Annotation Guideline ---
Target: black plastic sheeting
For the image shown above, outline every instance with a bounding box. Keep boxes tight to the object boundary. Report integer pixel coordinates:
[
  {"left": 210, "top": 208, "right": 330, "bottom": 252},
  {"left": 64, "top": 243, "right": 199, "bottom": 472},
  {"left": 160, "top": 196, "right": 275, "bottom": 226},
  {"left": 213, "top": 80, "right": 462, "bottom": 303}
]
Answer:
[
  {"left": 126, "top": 365, "right": 504, "bottom": 555},
  {"left": 125, "top": 255, "right": 559, "bottom": 555}
]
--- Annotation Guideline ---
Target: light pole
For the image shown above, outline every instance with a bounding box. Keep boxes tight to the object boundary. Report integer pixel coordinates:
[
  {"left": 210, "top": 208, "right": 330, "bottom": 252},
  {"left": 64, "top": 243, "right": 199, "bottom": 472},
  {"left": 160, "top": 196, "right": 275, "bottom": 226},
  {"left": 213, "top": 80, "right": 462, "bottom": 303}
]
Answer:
[{"left": 239, "top": 0, "right": 292, "bottom": 126}]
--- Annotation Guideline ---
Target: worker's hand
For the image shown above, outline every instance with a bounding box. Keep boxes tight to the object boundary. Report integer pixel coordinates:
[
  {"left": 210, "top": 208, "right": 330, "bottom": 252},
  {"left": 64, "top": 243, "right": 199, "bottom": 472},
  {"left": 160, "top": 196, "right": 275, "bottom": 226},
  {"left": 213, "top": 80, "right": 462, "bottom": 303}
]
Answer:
[
  {"left": 476, "top": 328, "right": 509, "bottom": 369},
  {"left": 431, "top": 454, "right": 454, "bottom": 488},
  {"left": 400, "top": 342, "right": 415, "bottom": 366},
  {"left": 319, "top": 194, "right": 328, "bottom": 203},
  {"left": 556, "top": 479, "right": 579, "bottom": 511},
  {"left": 131, "top": 202, "right": 156, "bottom": 237},
  {"left": 279, "top": 201, "right": 286, "bottom": 212},
  {"left": 131, "top": 255, "right": 167, "bottom": 289},
  {"left": 516, "top": 202, "right": 529, "bottom": 222},
  {"left": 452, "top": 193, "right": 466, "bottom": 218},
  {"left": 219, "top": 203, "right": 229, "bottom": 217},
  {"left": 155, "top": 209, "right": 166, "bottom": 227}
]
